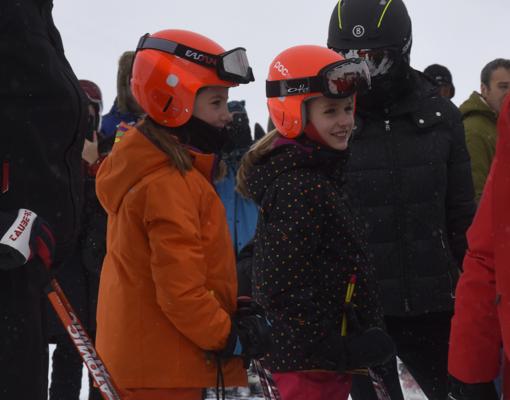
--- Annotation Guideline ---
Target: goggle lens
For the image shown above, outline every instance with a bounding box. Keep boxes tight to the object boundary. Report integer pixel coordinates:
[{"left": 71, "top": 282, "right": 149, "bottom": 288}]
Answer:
[
  {"left": 324, "top": 59, "right": 371, "bottom": 97},
  {"left": 222, "top": 49, "right": 251, "bottom": 79},
  {"left": 340, "top": 49, "right": 395, "bottom": 78}
]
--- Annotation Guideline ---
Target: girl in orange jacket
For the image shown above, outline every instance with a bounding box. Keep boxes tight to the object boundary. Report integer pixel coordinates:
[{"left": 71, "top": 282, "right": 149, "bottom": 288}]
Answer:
[{"left": 95, "top": 29, "right": 263, "bottom": 400}]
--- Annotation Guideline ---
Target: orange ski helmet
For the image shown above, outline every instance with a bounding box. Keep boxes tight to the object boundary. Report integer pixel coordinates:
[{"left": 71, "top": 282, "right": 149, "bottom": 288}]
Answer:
[
  {"left": 266, "top": 45, "right": 370, "bottom": 138},
  {"left": 131, "top": 29, "right": 254, "bottom": 127}
]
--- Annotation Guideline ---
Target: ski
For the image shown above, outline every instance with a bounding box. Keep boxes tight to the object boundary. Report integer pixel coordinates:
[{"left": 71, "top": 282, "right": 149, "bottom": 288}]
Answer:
[
  {"left": 368, "top": 368, "right": 392, "bottom": 400},
  {"left": 252, "top": 360, "right": 281, "bottom": 400},
  {"left": 45, "top": 276, "right": 122, "bottom": 400}
]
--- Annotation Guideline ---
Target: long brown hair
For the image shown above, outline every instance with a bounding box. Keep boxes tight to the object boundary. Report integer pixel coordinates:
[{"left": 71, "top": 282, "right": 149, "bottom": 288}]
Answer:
[
  {"left": 236, "top": 129, "right": 281, "bottom": 197},
  {"left": 138, "top": 118, "right": 193, "bottom": 174},
  {"left": 138, "top": 118, "right": 226, "bottom": 181}
]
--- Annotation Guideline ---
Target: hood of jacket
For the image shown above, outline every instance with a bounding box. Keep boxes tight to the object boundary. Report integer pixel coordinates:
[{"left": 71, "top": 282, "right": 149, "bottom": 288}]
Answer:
[
  {"left": 245, "top": 137, "right": 349, "bottom": 206},
  {"left": 460, "top": 91, "right": 497, "bottom": 123},
  {"left": 96, "top": 126, "right": 216, "bottom": 214}
]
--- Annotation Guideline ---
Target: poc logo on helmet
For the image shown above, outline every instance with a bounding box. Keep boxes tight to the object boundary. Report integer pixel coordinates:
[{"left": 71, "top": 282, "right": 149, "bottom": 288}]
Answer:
[
  {"left": 273, "top": 61, "right": 289, "bottom": 77},
  {"left": 352, "top": 25, "right": 365, "bottom": 38}
]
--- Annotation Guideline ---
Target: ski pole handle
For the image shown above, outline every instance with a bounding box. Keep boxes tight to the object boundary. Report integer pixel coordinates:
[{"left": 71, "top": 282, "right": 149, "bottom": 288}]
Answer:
[{"left": 341, "top": 274, "right": 357, "bottom": 336}]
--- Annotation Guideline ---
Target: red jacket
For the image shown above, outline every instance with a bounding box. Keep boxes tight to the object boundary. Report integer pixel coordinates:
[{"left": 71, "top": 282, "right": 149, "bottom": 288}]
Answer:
[{"left": 449, "top": 94, "right": 510, "bottom": 395}]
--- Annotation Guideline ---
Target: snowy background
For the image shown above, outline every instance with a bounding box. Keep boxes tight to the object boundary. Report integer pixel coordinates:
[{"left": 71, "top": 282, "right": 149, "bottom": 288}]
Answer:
[{"left": 52, "top": 0, "right": 509, "bottom": 132}]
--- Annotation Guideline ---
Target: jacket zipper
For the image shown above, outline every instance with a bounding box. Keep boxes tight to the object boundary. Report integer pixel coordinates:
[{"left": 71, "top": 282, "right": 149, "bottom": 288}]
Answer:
[
  {"left": 385, "top": 118, "right": 411, "bottom": 313},
  {"left": 2, "top": 159, "right": 10, "bottom": 194}
]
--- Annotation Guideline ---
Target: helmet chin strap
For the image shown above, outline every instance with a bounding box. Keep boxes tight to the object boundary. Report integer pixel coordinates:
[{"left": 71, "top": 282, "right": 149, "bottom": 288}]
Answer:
[{"left": 303, "top": 122, "right": 331, "bottom": 148}]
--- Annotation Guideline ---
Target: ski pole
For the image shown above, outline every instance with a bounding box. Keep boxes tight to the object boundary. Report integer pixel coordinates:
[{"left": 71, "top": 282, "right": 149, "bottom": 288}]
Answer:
[
  {"left": 341, "top": 274, "right": 357, "bottom": 336},
  {"left": 45, "top": 275, "right": 123, "bottom": 400},
  {"left": 252, "top": 359, "right": 281, "bottom": 400}
]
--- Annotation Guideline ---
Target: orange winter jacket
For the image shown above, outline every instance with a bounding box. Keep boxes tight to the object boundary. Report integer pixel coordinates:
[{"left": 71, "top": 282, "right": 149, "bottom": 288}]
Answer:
[{"left": 95, "top": 126, "right": 245, "bottom": 389}]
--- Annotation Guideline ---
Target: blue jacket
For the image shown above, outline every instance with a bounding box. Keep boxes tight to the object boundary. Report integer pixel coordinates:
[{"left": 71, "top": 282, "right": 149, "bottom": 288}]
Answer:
[
  {"left": 215, "top": 156, "right": 258, "bottom": 255},
  {"left": 100, "top": 100, "right": 140, "bottom": 138}
]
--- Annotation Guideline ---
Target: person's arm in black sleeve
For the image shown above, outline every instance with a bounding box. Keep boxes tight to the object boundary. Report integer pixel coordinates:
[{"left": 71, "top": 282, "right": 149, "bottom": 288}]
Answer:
[
  {"left": 237, "top": 239, "right": 254, "bottom": 297},
  {"left": 80, "top": 174, "right": 107, "bottom": 276},
  {"left": 445, "top": 106, "right": 477, "bottom": 268}
]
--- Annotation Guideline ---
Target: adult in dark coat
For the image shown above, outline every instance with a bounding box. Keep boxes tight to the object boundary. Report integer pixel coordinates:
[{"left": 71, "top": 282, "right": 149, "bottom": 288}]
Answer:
[
  {"left": 327, "top": 1, "right": 476, "bottom": 399},
  {"left": 47, "top": 80, "right": 106, "bottom": 400},
  {"left": 0, "top": 1, "right": 88, "bottom": 399}
]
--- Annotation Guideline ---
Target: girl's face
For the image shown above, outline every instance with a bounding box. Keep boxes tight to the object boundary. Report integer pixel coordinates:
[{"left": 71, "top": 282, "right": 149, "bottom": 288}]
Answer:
[
  {"left": 193, "top": 87, "right": 232, "bottom": 129},
  {"left": 307, "top": 96, "right": 355, "bottom": 151}
]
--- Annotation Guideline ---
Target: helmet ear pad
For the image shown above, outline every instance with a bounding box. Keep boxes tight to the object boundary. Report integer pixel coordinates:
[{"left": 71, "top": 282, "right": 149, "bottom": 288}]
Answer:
[
  {"left": 131, "top": 49, "right": 199, "bottom": 127},
  {"left": 268, "top": 93, "right": 323, "bottom": 139}
]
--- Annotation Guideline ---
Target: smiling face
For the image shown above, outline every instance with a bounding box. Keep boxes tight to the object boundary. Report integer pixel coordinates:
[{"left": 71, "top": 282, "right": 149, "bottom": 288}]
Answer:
[
  {"left": 193, "top": 86, "right": 232, "bottom": 128},
  {"left": 306, "top": 96, "right": 355, "bottom": 151}
]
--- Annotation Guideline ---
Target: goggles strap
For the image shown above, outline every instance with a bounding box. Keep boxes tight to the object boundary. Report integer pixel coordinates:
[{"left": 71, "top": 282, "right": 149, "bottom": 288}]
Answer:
[
  {"left": 266, "top": 77, "right": 323, "bottom": 98},
  {"left": 137, "top": 35, "right": 219, "bottom": 70}
]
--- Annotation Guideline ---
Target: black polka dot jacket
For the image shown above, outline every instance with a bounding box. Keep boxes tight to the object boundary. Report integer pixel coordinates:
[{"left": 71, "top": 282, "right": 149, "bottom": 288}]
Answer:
[{"left": 245, "top": 137, "right": 385, "bottom": 372}]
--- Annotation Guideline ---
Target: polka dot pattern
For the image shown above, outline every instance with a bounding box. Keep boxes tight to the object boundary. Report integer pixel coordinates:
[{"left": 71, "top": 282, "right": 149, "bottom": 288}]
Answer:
[{"left": 246, "top": 140, "right": 384, "bottom": 372}]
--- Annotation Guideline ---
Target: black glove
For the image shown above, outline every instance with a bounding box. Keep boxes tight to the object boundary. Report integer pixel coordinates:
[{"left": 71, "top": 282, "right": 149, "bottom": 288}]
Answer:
[
  {"left": 309, "top": 304, "right": 395, "bottom": 372},
  {"left": 221, "top": 297, "right": 272, "bottom": 367},
  {"left": 0, "top": 209, "right": 55, "bottom": 270},
  {"left": 447, "top": 375, "right": 499, "bottom": 400}
]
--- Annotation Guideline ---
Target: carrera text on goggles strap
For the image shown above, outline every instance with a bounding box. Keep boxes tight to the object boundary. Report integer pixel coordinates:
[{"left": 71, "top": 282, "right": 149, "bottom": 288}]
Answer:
[
  {"left": 266, "top": 58, "right": 371, "bottom": 99},
  {"left": 136, "top": 34, "right": 255, "bottom": 84}
]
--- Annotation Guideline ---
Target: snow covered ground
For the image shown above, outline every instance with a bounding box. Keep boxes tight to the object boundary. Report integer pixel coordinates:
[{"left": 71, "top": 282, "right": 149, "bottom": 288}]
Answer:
[{"left": 48, "top": 345, "right": 426, "bottom": 400}]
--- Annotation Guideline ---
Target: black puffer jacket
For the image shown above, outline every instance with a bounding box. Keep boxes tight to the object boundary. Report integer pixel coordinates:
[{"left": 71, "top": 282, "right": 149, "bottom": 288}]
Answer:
[
  {"left": 0, "top": 0, "right": 88, "bottom": 265},
  {"left": 345, "top": 69, "right": 476, "bottom": 317},
  {"left": 47, "top": 161, "right": 107, "bottom": 339},
  {"left": 246, "top": 138, "right": 384, "bottom": 372}
]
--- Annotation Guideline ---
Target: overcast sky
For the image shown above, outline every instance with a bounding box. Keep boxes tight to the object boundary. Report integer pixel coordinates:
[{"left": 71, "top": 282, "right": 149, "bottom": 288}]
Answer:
[{"left": 53, "top": 0, "right": 509, "bottom": 132}]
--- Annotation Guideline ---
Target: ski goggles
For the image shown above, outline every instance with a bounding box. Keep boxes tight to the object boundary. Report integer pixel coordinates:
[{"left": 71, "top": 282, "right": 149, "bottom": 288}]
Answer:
[
  {"left": 337, "top": 48, "right": 397, "bottom": 78},
  {"left": 266, "top": 58, "right": 371, "bottom": 99},
  {"left": 136, "top": 34, "right": 255, "bottom": 84}
]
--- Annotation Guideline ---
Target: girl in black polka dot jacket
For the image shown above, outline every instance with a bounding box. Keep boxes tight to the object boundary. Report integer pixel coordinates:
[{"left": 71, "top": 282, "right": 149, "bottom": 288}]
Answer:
[{"left": 237, "top": 46, "right": 395, "bottom": 400}]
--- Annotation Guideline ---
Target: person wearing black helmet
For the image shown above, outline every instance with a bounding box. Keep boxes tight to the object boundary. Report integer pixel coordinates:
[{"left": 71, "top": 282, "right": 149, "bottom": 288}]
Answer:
[{"left": 327, "top": 1, "right": 476, "bottom": 399}]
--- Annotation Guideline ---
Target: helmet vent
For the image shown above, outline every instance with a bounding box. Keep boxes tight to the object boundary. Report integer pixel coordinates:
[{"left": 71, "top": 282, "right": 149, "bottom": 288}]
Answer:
[{"left": 162, "top": 96, "right": 173, "bottom": 113}]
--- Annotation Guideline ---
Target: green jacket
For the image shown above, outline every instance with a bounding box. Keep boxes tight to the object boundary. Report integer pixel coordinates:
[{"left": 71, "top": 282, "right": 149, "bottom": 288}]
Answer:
[{"left": 460, "top": 91, "right": 498, "bottom": 201}]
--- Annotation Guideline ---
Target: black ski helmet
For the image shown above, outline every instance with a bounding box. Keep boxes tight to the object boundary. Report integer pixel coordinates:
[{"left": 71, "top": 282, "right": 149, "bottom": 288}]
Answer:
[{"left": 327, "top": 0, "right": 412, "bottom": 59}]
